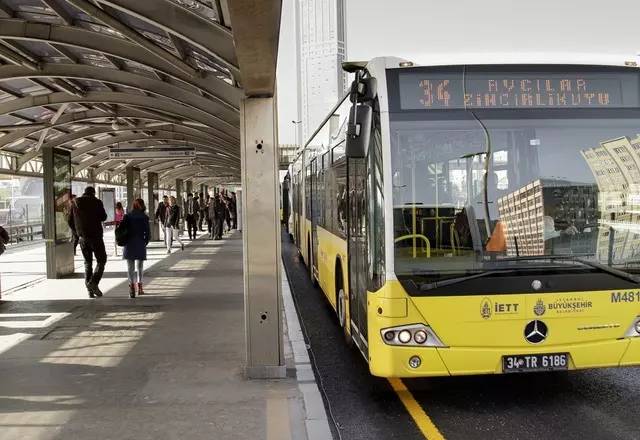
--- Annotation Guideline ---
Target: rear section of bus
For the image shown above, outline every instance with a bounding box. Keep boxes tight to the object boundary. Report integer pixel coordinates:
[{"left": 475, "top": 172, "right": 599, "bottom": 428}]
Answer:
[{"left": 369, "top": 61, "right": 640, "bottom": 377}]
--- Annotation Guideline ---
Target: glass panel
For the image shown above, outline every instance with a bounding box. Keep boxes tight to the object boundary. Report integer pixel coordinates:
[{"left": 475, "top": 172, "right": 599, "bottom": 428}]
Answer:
[{"left": 53, "top": 150, "right": 71, "bottom": 242}]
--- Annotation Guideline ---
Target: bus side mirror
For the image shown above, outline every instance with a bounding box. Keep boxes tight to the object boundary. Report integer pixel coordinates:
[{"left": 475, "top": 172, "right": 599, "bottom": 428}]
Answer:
[{"left": 346, "top": 104, "right": 372, "bottom": 158}]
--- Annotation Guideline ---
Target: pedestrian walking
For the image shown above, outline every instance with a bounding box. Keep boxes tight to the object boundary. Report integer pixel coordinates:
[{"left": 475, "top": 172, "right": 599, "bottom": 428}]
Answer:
[
  {"left": 184, "top": 193, "right": 199, "bottom": 240},
  {"left": 229, "top": 192, "right": 237, "bottom": 230},
  {"left": 223, "top": 194, "right": 232, "bottom": 233},
  {"left": 68, "top": 186, "right": 107, "bottom": 298},
  {"left": 68, "top": 194, "right": 80, "bottom": 255},
  {"left": 114, "top": 201, "right": 125, "bottom": 256},
  {"left": 155, "top": 195, "right": 169, "bottom": 240},
  {"left": 198, "top": 192, "right": 207, "bottom": 231},
  {"left": 206, "top": 194, "right": 214, "bottom": 237},
  {"left": 122, "top": 198, "right": 150, "bottom": 298},
  {"left": 213, "top": 194, "right": 225, "bottom": 240},
  {"left": 165, "top": 196, "right": 184, "bottom": 253}
]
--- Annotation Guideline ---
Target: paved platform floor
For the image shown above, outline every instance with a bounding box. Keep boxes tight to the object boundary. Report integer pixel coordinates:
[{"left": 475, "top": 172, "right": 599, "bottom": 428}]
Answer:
[{"left": 0, "top": 231, "right": 310, "bottom": 440}]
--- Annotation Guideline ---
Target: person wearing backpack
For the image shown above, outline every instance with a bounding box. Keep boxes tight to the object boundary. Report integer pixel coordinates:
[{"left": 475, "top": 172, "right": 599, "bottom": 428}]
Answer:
[{"left": 121, "top": 198, "right": 150, "bottom": 298}]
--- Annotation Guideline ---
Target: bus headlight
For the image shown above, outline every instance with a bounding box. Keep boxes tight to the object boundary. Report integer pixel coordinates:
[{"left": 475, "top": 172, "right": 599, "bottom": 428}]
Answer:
[
  {"left": 624, "top": 316, "right": 640, "bottom": 337},
  {"left": 414, "top": 330, "right": 427, "bottom": 344},
  {"left": 398, "top": 330, "right": 412, "bottom": 343},
  {"left": 380, "top": 324, "right": 445, "bottom": 347}
]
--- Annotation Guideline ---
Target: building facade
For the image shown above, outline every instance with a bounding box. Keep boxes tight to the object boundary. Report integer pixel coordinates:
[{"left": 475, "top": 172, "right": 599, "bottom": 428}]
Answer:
[
  {"left": 296, "top": 0, "right": 347, "bottom": 145},
  {"left": 581, "top": 136, "right": 640, "bottom": 262}
]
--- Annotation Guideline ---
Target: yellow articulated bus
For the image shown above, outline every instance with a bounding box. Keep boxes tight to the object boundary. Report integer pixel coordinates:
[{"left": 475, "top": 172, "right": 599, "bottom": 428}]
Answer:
[{"left": 289, "top": 55, "right": 640, "bottom": 377}]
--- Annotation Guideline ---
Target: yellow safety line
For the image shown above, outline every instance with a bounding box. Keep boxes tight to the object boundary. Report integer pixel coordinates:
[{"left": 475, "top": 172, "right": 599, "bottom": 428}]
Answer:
[{"left": 388, "top": 378, "right": 446, "bottom": 440}]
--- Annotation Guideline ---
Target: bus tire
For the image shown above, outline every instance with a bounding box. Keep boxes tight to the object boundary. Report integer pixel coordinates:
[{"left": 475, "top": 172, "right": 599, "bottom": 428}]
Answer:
[
  {"left": 308, "top": 234, "right": 317, "bottom": 286},
  {"left": 336, "top": 260, "right": 352, "bottom": 346}
]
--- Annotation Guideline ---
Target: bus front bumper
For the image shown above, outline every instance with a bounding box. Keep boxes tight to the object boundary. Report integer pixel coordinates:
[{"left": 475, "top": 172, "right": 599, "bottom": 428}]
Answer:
[{"left": 369, "top": 338, "right": 640, "bottom": 377}]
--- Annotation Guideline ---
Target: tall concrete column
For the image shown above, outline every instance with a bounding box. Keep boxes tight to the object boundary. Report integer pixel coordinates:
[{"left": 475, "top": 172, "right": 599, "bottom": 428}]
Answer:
[
  {"left": 176, "top": 179, "right": 184, "bottom": 233},
  {"left": 126, "top": 166, "right": 142, "bottom": 211},
  {"left": 175, "top": 179, "right": 184, "bottom": 207},
  {"left": 199, "top": 184, "right": 205, "bottom": 197},
  {"left": 241, "top": 97, "right": 284, "bottom": 378},
  {"left": 147, "top": 172, "right": 159, "bottom": 240},
  {"left": 185, "top": 180, "right": 193, "bottom": 196},
  {"left": 43, "top": 147, "right": 74, "bottom": 279}
]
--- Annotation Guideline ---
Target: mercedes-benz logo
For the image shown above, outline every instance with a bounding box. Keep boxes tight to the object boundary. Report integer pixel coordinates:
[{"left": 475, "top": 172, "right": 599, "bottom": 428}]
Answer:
[{"left": 524, "top": 320, "right": 548, "bottom": 344}]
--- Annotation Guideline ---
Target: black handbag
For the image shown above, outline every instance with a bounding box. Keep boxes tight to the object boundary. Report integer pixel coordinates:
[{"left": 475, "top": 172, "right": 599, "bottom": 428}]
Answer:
[{"left": 115, "top": 217, "right": 129, "bottom": 246}]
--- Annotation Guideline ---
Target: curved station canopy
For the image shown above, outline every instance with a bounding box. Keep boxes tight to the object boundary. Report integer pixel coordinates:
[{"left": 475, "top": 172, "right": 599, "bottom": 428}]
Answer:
[{"left": 0, "top": 0, "right": 248, "bottom": 187}]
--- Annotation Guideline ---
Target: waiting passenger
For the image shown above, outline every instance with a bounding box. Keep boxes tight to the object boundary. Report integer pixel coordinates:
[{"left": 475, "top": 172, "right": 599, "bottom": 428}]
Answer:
[
  {"left": 68, "top": 186, "right": 107, "bottom": 298},
  {"left": 122, "top": 198, "right": 150, "bottom": 298}
]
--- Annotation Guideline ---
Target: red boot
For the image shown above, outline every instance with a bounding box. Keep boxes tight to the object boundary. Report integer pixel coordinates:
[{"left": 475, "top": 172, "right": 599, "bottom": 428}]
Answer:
[
  {"left": 129, "top": 283, "right": 136, "bottom": 298},
  {"left": 137, "top": 283, "right": 144, "bottom": 295}
]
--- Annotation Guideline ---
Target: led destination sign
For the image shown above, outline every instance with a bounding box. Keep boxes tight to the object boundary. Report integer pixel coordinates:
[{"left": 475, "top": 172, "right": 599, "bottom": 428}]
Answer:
[{"left": 397, "top": 70, "right": 640, "bottom": 110}]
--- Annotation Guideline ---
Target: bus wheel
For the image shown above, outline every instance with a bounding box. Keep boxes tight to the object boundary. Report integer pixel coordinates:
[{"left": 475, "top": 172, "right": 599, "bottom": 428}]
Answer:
[
  {"left": 336, "top": 268, "right": 352, "bottom": 346},
  {"left": 308, "top": 236, "right": 317, "bottom": 286}
]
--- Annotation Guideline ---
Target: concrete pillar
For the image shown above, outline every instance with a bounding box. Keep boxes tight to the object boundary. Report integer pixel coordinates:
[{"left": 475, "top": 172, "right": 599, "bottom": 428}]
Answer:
[
  {"left": 147, "top": 172, "right": 160, "bottom": 241},
  {"left": 185, "top": 180, "right": 193, "bottom": 197},
  {"left": 175, "top": 179, "right": 184, "bottom": 207},
  {"left": 43, "top": 147, "right": 74, "bottom": 279},
  {"left": 240, "top": 97, "right": 284, "bottom": 378},
  {"left": 199, "top": 184, "right": 205, "bottom": 198},
  {"left": 126, "top": 166, "right": 142, "bottom": 211}
]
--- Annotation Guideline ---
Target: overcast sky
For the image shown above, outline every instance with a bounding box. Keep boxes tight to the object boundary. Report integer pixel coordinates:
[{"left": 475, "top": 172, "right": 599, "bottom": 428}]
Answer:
[{"left": 276, "top": 0, "right": 640, "bottom": 144}]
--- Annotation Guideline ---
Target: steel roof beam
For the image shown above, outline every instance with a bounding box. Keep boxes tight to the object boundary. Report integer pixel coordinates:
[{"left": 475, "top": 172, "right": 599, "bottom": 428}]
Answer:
[
  {"left": 0, "top": 108, "right": 219, "bottom": 148},
  {"left": 0, "top": 64, "right": 239, "bottom": 134},
  {"left": 82, "top": 145, "right": 238, "bottom": 175},
  {"left": 0, "top": 20, "right": 241, "bottom": 108},
  {"left": 95, "top": 0, "right": 240, "bottom": 79},
  {"left": 0, "top": 91, "right": 239, "bottom": 144},
  {"left": 64, "top": 0, "right": 197, "bottom": 78},
  {"left": 41, "top": 0, "right": 74, "bottom": 26}
]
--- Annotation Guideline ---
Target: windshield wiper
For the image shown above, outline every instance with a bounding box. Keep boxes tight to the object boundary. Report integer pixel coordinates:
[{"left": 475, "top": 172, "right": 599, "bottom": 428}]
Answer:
[
  {"left": 420, "top": 269, "right": 520, "bottom": 291},
  {"left": 498, "top": 255, "right": 640, "bottom": 285}
]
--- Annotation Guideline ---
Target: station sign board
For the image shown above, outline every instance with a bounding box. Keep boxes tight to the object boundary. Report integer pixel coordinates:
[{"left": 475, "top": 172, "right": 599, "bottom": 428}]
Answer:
[{"left": 109, "top": 147, "right": 197, "bottom": 159}]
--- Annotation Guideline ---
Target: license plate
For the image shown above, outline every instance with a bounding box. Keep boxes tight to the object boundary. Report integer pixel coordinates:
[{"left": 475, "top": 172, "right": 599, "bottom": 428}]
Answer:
[{"left": 502, "top": 353, "right": 569, "bottom": 373}]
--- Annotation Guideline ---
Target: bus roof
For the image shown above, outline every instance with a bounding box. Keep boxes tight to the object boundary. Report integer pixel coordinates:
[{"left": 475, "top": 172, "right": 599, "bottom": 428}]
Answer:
[{"left": 367, "top": 52, "right": 640, "bottom": 71}]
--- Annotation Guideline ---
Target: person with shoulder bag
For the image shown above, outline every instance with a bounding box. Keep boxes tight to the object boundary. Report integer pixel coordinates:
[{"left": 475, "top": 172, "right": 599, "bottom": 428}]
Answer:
[{"left": 121, "top": 199, "right": 150, "bottom": 298}]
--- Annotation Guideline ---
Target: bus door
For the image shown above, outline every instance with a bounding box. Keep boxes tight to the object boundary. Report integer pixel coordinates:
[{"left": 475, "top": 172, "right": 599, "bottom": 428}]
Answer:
[
  {"left": 347, "top": 157, "right": 368, "bottom": 351},
  {"left": 310, "top": 159, "right": 319, "bottom": 278}
]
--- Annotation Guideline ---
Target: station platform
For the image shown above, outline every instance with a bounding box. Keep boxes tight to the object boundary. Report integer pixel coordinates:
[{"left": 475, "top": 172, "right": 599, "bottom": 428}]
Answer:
[{"left": 0, "top": 232, "right": 331, "bottom": 440}]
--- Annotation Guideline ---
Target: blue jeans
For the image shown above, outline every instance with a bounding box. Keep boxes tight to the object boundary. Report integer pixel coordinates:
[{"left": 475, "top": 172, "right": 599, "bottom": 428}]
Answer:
[{"left": 126, "top": 259, "right": 144, "bottom": 284}]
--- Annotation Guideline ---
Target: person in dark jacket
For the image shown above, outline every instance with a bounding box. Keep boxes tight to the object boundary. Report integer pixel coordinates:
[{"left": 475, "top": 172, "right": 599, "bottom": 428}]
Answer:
[
  {"left": 229, "top": 192, "right": 237, "bottom": 230},
  {"left": 68, "top": 194, "right": 80, "bottom": 255},
  {"left": 184, "top": 193, "right": 199, "bottom": 240},
  {"left": 155, "top": 195, "right": 169, "bottom": 240},
  {"left": 213, "top": 194, "right": 226, "bottom": 240},
  {"left": 198, "top": 192, "right": 207, "bottom": 231},
  {"left": 122, "top": 198, "right": 150, "bottom": 298},
  {"left": 68, "top": 186, "right": 107, "bottom": 298},
  {"left": 164, "top": 196, "right": 184, "bottom": 253}
]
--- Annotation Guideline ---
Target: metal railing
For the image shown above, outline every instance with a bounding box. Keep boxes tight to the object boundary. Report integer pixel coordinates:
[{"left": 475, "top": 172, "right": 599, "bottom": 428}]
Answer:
[{"left": 1, "top": 205, "right": 45, "bottom": 246}]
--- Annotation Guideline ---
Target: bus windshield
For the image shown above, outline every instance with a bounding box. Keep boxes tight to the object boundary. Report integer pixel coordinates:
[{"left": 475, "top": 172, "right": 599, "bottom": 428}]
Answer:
[{"left": 387, "top": 65, "right": 640, "bottom": 288}]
